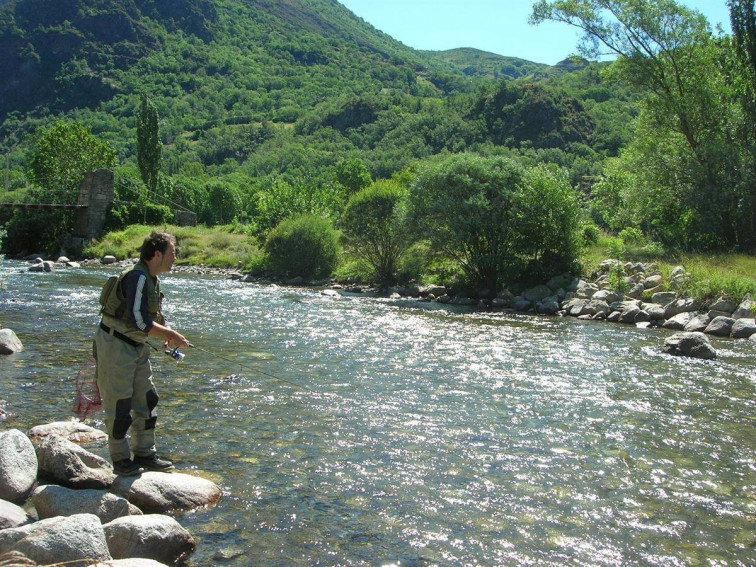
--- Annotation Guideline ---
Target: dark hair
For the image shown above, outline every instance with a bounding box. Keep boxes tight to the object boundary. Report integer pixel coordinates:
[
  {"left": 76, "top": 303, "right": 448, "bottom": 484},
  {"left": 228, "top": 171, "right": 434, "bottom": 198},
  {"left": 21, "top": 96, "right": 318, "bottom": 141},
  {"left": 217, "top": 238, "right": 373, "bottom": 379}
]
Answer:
[{"left": 140, "top": 231, "right": 175, "bottom": 262}]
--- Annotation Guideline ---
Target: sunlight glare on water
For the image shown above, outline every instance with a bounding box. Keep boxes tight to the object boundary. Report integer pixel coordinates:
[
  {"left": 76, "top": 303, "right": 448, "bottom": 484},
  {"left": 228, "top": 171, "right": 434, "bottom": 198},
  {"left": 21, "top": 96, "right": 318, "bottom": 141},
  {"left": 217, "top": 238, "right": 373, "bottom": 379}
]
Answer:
[{"left": 1, "top": 259, "right": 754, "bottom": 566}]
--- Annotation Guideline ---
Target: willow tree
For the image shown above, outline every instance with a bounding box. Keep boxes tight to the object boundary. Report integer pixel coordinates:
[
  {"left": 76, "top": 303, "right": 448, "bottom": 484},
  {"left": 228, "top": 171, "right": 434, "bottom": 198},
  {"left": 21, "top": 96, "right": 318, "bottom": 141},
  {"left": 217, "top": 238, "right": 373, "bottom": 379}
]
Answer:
[{"left": 137, "top": 94, "right": 162, "bottom": 196}]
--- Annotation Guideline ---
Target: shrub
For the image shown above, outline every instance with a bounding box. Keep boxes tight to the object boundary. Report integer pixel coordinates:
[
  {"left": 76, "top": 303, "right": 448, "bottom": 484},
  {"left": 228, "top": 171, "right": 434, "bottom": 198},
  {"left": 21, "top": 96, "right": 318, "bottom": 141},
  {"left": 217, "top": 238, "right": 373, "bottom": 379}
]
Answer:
[{"left": 264, "top": 215, "right": 340, "bottom": 280}]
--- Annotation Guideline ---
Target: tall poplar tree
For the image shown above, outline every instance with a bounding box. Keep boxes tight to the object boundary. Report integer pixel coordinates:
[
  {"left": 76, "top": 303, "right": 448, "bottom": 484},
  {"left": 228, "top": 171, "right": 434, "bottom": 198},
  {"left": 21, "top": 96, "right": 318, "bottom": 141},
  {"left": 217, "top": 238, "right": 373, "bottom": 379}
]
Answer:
[{"left": 137, "top": 94, "right": 162, "bottom": 196}]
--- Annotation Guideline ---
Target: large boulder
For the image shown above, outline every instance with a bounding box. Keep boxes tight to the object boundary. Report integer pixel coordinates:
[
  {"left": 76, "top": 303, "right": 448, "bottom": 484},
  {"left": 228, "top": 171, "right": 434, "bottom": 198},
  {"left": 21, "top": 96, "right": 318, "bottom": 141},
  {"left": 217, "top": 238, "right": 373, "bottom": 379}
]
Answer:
[
  {"left": 0, "top": 429, "right": 38, "bottom": 502},
  {"left": 523, "top": 285, "right": 553, "bottom": 302},
  {"left": 103, "top": 514, "right": 195, "bottom": 564},
  {"left": 618, "top": 305, "right": 640, "bottom": 324},
  {"left": 111, "top": 471, "right": 222, "bottom": 514},
  {"left": 704, "top": 316, "right": 735, "bottom": 337},
  {"left": 662, "top": 312, "right": 695, "bottom": 331},
  {"left": 663, "top": 332, "right": 717, "bottom": 360},
  {"left": 683, "top": 314, "right": 711, "bottom": 333},
  {"left": 664, "top": 298, "right": 700, "bottom": 318},
  {"left": 0, "top": 499, "right": 34, "bottom": 529},
  {"left": 652, "top": 291, "right": 677, "bottom": 305},
  {"left": 575, "top": 280, "right": 598, "bottom": 299},
  {"left": 732, "top": 294, "right": 755, "bottom": 319},
  {"left": 708, "top": 297, "right": 738, "bottom": 314},
  {"left": 35, "top": 434, "right": 115, "bottom": 489},
  {"left": 28, "top": 421, "right": 108, "bottom": 444},
  {"left": 642, "top": 303, "right": 667, "bottom": 321},
  {"left": 0, "top": 329, "right": 24, "bottom": 355},
  {"left": 0, "top": 513, "right": 111, "bottom": 564},
  {"left": 33, "top": 485, "right": 141, "bottom": 522},
  {"left": 730, "top": 318, "right": 756, "bottom": 339}
]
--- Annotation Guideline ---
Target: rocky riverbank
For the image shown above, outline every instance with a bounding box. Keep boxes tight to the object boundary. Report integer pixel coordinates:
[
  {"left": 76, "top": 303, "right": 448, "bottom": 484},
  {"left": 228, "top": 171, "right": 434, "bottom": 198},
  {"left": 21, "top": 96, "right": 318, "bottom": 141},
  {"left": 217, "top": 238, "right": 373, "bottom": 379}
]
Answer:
[{"left": 0, "top": 422, "right": 222, "bottom": 566}]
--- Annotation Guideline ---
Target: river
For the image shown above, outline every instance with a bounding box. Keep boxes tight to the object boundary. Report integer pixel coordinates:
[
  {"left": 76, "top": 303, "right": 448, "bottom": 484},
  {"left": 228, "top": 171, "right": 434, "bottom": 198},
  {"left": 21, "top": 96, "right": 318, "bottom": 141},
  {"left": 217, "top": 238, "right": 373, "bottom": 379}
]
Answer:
[{"left": 1, "top": 258, "right": 754, "bottom": 566}]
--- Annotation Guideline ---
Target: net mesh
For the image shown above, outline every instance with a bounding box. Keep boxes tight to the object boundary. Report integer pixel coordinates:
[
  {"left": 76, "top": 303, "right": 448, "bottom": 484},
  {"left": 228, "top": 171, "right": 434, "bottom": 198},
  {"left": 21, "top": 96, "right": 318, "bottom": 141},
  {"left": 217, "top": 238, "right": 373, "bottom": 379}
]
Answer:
[{"left": 73, "top": 356, "right": 102, "bottom": 421}]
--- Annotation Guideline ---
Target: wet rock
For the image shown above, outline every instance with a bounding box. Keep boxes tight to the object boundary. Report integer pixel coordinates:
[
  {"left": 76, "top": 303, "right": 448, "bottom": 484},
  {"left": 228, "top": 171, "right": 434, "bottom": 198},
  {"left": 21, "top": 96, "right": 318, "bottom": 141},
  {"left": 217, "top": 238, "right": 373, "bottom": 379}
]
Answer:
[
  {"left": 642, "top": 304, "right": 666, "bottom": 321},
  {"left": 0, "top": 429, "right": 38, "bottom": 502},
  {"left": 320, "top": 289, "right": 340, "bottom": 298},
  {"left": 683, "top": 314, "right": 711, "bottom": 333},
  {"left": 111, "top": 471, "right": 222, "bottom": 514},
  {"left": 33, "top": 485, "right": 141, "bottom": 522},
  {"left": 0, "top": 499, "right": 34, "bottom": 529},
  {"left": 423, "top": 285, "right": 447, "bottom": 297},
  {"left": 563, "top": 298, "right": 587, "bottom": 316},
  {"left": 536, "top": 297, "right": 560, "bottom": 315},
  {"left": 28, "top": 261, "right": 55, "bottom": 273},
  {"left": 0, "top": 329, "right": 24, "bottom": 355},
  {"left": 28, "top": 421, "right": 108, "bottom": 444},
  {"left": 104, "top": 514, "right": 195, "bottom": 564},
  {"left": 662, "top": 312, "right": 695, "bottom": 330},
  {"left": 704, "top": 316, "right": 735, "bottom": 337},
  {"left": 35, "top": 434, "right": 115, "bottom": 489},
  {"left": 730, "top": 318, "right": 756, "bottom": 339},
  {"left": 0, "top": 513, "right": 111, "bottom": 564},
  {"left": 102, "top": 255, "right": 117, "bottom": 264},
  {"left": 663, "top": 332, "right": 716, "bottom": 360},
  {"left": 618, "top": 305, "right": 640, "bottom": 324},
  {"left": 511, "top": 297, "right": 532, "bottom": 311}
]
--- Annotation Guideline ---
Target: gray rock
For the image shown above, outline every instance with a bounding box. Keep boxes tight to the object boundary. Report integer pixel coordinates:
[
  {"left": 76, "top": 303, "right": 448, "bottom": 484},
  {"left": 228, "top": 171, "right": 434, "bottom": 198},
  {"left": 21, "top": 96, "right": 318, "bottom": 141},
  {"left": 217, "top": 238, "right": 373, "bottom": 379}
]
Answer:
[
  {"left": 28, "top": 421, "right": 108, "bottom": 444},
  {"left": 102, "top": 255, "right": 117, "bottom": 264},
  {"left": 536, "top": 297, "right": 561, "bottom": 315},
  {"left": 704, "top": 316, "right": 735, "bottom": 337},
  {"left": 33, "top": 485, "right": 141, "bottom": 523},
  {"left": 104, "top": 514, "right": 195, "bottom": 564},
  {"left": 523, "top": 285, "right": 553, "bottom": 302},
  {"left": 708, "top": 310, "right": 733, "bottom": 320},
  {"left": 584, "top": 299, "right": 611, "bottom": 317},
  {"left": 607, "top": 311, "right": 621, "bottom": 323},
  {"left": 643, "top": 274, "right": 663, "bottom": 289},
  {"left": 563, "top": 298, "right": 587, "bottom": 317},
  {"left": 730, "top": 318, "right": 756, "bottom": 339},
  {"left": 663, "top": 332, "right": 716, "bottom": 360},
  {"left": 664, "top": 298, "right": 700, "bottom": 318},
  {"left": 618, "top": 306, "right": 640, "bottom": 324},
  {"left": 683, "top": 314, "right": 711, "bottom": 333},
  {"left": 0, "top": 499, "right": 34, "bottom": 529},
  {"left": 93, "top": 557, "right": 172, "bottom": 566},
  {"left": 652, "top": 291, "right": 677, "bottom": 305},
  {"left": 36, "top": 434, "right": 115, "bottom": 489},
  {"left": 0, "top": 329, "right": 24, "bottom": 355},
  {"left": 643, "top": 304, "right": 667, "bottom": 321},
  {"left": 662, "top": 312, "right": 695, "bottom": 330},
  {"left": 634, "top": 310, "right": 651, "bottom": 323},
  {"left": 512, "top": 297, "right": 532, "bottom": 311},
  {"left": 28, "top": 261, "right": 55, "bottom": 273},
  {"left": 111, "top": 471, "right": 222, "bottom": 514},
  {"left": 546, "top": 274, "right": 570, "bottom": 291},
  {"left": 0, "top": 513, "right": 111, "bottom": 564},
  {"left": 708, "top": 297, "right": 738, "bottom": 314},
  {"left": 422, "top": 285, "right": 447, "bottom": 297},
  {"left": 627, "top": 283, "right": 645, "bottom": 299},
  {"left": 575, "top": 280, "right": 598, "bottom": 299},
  {"left": 592, "top": 289, "right": 621, "bottom": 304},
  {"left": 0, "top": 429, "right": 38, "bottom": 502},
  {"left": 732, "top": 294, "right": 755, "bottom": 319},
  {"left": 320, "top": 289, "right": 340, "bottom": 298}
]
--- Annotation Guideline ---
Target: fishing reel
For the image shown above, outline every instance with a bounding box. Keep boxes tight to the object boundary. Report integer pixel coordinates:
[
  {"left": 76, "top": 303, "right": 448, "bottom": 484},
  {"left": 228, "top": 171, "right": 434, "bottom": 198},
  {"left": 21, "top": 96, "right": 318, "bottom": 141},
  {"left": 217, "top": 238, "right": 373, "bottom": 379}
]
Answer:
[{"left": 165, "top": 347, "right": 185, "bottom": 361}]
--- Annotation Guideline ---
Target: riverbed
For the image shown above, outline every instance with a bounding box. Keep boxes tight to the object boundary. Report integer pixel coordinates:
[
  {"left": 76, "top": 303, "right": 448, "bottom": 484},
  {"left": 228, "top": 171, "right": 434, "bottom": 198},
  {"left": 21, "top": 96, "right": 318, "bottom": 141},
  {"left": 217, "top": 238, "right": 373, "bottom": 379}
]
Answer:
[{"left": 1, "top": 258, "right": 754, "bottom": 566}]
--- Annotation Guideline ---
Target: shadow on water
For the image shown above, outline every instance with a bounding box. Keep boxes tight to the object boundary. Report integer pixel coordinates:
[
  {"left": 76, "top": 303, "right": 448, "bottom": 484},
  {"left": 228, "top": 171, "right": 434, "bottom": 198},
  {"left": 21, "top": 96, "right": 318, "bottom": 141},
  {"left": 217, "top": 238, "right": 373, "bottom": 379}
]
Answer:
[{"left": 1, "top": 258, "right": 755, "bottom": 566}]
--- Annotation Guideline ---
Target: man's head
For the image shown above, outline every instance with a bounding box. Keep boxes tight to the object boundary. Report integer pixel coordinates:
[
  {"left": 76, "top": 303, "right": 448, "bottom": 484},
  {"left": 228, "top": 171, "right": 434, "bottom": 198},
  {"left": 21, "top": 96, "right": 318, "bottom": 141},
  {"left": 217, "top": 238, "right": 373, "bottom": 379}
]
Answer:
[{"left": 140, "top": 231, "right": 177, "bottom": 275}]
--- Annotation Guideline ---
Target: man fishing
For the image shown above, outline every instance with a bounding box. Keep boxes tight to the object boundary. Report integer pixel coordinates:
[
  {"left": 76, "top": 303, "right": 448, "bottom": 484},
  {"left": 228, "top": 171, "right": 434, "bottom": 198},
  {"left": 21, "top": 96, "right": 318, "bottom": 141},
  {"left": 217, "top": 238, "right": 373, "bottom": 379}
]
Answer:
[{"left": 94, "top": 231, "right": 190, "bottom": 476}]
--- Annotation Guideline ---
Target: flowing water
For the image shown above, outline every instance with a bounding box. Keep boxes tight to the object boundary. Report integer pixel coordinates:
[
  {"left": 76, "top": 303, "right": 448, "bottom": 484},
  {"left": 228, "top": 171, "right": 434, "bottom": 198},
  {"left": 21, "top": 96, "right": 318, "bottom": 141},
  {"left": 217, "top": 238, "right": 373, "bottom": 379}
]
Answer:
[{"left": 1, "top": 258, "right": 755, "bottom": 566}]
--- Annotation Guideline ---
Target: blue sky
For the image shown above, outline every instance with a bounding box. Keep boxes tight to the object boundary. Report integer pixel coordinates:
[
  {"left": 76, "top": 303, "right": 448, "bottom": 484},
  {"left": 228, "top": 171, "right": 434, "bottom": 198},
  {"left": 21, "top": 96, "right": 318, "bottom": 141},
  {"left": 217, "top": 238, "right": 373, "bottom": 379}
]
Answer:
[{"left": 337, "top": 1, "right": 733, "bottom": 65}]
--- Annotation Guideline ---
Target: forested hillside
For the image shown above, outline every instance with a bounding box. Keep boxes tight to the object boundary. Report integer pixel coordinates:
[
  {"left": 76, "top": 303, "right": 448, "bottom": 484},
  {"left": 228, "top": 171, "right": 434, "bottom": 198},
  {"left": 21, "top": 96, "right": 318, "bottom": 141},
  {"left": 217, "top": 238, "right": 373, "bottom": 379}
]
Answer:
[{"left": 1, "top": 0, "right": 752, "bottom": 288}]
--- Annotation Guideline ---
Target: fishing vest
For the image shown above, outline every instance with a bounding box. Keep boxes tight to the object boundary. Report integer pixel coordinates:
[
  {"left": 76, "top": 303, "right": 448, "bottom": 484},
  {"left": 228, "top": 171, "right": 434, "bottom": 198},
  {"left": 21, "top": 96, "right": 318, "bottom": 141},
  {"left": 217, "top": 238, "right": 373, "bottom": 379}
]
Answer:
[{"left": 100, "top": 261, "right": 165, "bottom": 342}]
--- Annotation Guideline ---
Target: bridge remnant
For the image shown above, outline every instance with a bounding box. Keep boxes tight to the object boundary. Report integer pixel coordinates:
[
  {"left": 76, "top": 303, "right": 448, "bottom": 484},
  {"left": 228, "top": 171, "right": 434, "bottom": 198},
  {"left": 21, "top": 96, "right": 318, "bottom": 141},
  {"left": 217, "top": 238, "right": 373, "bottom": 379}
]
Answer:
[{"left": 74, "top": 169, "right": 114, "bottom": 240}]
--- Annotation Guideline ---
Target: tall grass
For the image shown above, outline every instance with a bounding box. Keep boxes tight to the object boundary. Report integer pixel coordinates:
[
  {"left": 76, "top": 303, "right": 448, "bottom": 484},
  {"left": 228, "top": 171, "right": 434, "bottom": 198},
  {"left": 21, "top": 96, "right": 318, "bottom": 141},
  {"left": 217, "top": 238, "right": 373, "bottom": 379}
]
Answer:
[{"left": 83, "top": 224, "right": 263, "bottom": 269}]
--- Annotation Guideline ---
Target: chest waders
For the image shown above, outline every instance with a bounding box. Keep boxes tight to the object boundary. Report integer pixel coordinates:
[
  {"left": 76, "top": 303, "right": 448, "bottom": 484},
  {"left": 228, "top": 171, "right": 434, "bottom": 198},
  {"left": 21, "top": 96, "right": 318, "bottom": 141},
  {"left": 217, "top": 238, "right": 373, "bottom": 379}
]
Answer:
[{"left": 94, "top": 262, "right": 163, "bottom": 463}]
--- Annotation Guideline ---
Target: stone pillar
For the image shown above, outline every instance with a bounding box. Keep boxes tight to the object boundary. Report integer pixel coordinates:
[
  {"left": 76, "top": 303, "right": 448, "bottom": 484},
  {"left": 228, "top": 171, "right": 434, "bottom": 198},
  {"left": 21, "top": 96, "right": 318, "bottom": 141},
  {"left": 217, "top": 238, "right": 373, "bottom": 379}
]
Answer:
[{"left": 74, "top": 169, "right": 114, "bottom": 239}]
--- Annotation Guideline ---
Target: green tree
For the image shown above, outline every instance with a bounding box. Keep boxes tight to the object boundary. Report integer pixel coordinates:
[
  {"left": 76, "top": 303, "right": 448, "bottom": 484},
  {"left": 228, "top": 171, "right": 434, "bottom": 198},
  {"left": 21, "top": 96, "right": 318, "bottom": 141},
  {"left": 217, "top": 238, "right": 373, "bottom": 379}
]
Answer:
[
  {"left": 342, "top": 179, "right": 410, "bottom": 287},
  {"left": 532, "top": 0, "right": 754, "bottom": 249},
  {"left": 137, "top": 94, "right": 162, "bottom": 196},
  {"left": 206, "top": 181, "right": 242, "bottom": 225},
  {"left": 334, "top": 157, "right": 372, "bottom": 195},
  {"left": 410, "top": 154, "right": 525, "bottom": 293},
  {"left": 264, "top": 215, "right": 340, "bottom": 280}
]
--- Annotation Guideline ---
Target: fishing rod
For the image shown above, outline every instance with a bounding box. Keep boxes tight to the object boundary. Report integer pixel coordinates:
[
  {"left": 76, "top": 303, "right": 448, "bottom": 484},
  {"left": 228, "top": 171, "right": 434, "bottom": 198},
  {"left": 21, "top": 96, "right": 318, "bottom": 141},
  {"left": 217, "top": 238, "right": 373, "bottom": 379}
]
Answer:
[{"left": 162, "top": 343, "right": 316, "bottom": 393}]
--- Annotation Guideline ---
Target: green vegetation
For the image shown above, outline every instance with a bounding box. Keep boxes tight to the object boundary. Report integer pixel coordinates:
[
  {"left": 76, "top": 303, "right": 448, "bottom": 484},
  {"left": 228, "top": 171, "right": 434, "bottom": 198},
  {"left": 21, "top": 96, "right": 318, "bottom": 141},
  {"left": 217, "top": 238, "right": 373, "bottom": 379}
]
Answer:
[
  {"left": 261, "top": 215, "right": 340, "bottom": 281},
  {"left": 0, "top": 0, "right": 754, "bottom": 299}
]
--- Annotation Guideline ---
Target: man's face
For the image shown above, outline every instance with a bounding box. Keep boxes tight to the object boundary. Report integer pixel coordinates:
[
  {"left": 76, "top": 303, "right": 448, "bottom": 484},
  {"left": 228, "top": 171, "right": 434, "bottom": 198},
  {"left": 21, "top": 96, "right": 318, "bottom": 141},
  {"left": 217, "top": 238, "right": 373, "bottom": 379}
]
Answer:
[{"left": 156, "top": 241, "right": 176, "bottom": 273}]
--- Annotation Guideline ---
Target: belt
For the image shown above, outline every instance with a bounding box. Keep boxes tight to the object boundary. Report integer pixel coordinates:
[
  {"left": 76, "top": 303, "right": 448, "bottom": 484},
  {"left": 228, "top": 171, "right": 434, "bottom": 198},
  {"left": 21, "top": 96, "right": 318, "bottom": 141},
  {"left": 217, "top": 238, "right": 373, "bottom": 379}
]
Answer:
[{"left": 99, "top": 322, "right": 141, "bottom": 348}]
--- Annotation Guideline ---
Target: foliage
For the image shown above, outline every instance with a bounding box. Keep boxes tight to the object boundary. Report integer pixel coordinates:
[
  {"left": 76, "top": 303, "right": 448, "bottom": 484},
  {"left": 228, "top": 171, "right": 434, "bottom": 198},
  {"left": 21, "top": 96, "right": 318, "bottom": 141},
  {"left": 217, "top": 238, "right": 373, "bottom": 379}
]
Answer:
[
  {"left": 263, "top": 215, "right": 340, "bottom": 280},
  {"left": 137, "top": 94, "right": 162, "bottom": 195},
  {"left": 410, "top": 154, "right": 582, "bottom": 292},
  {"left": 253, "top": 178, "right": 342, "bottom": 233},
  {"left": 341, "top": 179, "right": 410, "bottom": 287}
]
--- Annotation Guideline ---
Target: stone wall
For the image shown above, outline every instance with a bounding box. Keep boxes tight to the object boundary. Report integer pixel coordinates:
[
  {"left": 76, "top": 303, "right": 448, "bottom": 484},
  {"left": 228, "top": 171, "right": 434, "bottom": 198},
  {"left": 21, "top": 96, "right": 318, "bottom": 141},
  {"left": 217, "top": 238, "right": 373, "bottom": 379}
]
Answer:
[{"left": 74, "top": 169, "right": 114, "bottom": 239}]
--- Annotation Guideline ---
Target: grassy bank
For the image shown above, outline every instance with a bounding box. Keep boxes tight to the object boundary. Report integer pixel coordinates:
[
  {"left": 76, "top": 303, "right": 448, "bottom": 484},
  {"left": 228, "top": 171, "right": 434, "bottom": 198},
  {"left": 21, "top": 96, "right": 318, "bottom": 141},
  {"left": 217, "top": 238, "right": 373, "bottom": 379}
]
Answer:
[
  {"left": 87, "top": 225, "right": 756, "bottom": 302},
  {"left": 83, "top": 225, "right": 260, "bottom": 269}
]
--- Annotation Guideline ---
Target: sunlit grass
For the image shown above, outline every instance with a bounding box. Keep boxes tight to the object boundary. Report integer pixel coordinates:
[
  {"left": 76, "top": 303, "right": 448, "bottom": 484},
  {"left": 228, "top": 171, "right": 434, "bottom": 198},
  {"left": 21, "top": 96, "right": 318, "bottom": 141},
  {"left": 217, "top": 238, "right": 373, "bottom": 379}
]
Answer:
[{"left": 83, "top": 224, "right": 263, "bottom": 269}]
